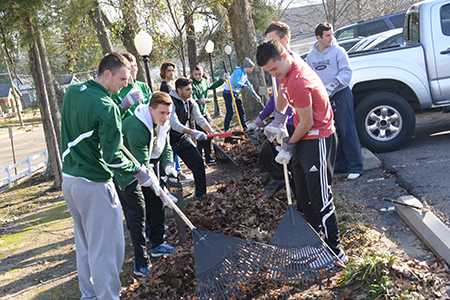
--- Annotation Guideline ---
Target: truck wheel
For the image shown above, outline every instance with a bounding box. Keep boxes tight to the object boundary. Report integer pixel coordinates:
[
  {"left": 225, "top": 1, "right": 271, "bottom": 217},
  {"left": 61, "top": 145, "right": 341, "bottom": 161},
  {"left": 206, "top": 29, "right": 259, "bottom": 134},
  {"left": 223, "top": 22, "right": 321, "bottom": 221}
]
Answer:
[{"left": 354, "top": 92, "right": 415, "bottom": 153}]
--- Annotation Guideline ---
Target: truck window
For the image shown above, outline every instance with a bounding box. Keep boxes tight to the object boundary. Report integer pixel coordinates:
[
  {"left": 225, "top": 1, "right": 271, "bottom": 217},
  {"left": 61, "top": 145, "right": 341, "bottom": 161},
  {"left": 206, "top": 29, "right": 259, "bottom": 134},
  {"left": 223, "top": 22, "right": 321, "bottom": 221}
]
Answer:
[
  {"left": 441, "top": 4, "right": 450, "bottom": 35},
  {"left": 404, "top": 12, "right": 419, "bottom": 44},
  {"left": 336, "top": 27, "right": 357, "bottom": 41},
  {"left": 358, "top": 20, "right": 390, "bottom": 37},
  {"left": 389, "top": 14, "right": 405, "bottom": 28}
]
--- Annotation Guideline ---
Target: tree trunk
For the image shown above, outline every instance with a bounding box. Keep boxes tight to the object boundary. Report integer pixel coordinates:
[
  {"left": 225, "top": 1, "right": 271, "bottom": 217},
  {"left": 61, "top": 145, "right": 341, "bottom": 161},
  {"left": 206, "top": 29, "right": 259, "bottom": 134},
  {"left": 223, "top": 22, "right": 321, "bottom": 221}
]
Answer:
[
  {"left": 25, "top": 15, "right": 62, "bottom": 189},
  {"left": 227, "top": 0, "right": 266, "bottom": 120},
  {"left": 88, "top": 0, "right": 113, "bottom": 55},
  {"left": 184, "top": 2, "right": 197, "bottom": 74},
  {"left": 119, "top": 0, "right": 148, "bottom": 84},
  {"left": 37, "top": 29, "right": 61, "bottom": 148}
]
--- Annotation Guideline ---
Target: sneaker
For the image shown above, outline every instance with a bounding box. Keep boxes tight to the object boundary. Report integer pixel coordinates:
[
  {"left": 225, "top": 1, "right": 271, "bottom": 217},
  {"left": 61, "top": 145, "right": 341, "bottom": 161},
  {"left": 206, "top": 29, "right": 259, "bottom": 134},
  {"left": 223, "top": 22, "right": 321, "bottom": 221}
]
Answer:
[
  {"left": 205, "top": 158, "right": 217, "bottom": 166},
  {"left": 347, "top": 173, "right": 361, "bottom": 180},
  {"left": 337, "top": 249, "right": 349, "bottom": 264},
  {"left": 151, "top": 242, "right": 177, "bottom": 257},
  {"left": 178, "top": 173, "right": 193, "bottom": 183},
  {"left": 133, "top": 262, "right": 151, "bottom": 276}
]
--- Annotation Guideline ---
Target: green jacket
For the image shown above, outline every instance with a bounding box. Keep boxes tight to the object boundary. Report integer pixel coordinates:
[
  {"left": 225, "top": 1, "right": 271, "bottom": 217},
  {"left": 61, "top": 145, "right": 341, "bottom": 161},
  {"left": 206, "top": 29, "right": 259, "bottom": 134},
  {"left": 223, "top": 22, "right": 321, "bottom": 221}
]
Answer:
[
  {"left": 110, "top": 80, "right": 152, "bottom": 120},
  {"left": 114, "top": 104, "right": 173, "bottom": 190},
  {"left": 60, "top": 80, "right": 140, "bottom": 182},
  {"left": 191, "top": 77, "right": 224, "bottom": 116}
]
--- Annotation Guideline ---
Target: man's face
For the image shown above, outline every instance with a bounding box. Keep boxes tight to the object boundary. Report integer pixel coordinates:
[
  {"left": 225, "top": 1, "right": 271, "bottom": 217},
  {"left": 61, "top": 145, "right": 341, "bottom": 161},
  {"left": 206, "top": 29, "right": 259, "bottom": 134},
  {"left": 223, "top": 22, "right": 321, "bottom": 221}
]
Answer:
[
  {"left": 177, "top": 84, "right": 193, "bottom": 100},
  {"left": 107, "top": 66, "right": 130, "bottom": 94},
  {"left": 165, "top": 66, "right": 176, "bottom": 80},
  {"left": 317, "top": 29, "right": 334, "bottom": 49},
  {"left": 193, "top": 70, "right": 202, "bottom": 82},
  {"left": 150, "top": 104, "right": 172, "bottom": 126},
  {"left": 266, "top": 31, "right": 289, "bottom": 50},
  {"left": 129, "top": 59, "right": 138, "bottom": 80},
  {"left": 261, "top": 56, "right": 290, "bottom": 80}
]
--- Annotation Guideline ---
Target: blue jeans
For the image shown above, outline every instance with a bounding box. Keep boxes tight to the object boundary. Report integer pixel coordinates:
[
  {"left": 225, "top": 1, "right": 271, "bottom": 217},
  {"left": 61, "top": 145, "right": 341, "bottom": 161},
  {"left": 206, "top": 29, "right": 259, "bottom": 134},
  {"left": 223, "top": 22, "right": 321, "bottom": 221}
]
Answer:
[
  {"left": 223, "top": 91, "right": 247, "bottom": 131},
  {"left": 331, "top": 87, "right": 363, "bottom": 174}
]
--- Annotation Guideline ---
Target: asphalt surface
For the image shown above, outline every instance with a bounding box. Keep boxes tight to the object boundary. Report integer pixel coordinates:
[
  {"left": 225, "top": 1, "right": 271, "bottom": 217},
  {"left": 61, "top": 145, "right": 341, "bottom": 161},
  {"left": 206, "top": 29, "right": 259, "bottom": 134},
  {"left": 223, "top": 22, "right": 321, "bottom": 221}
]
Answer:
[{"left": 377, "top": 109, "right": 450, "bottom": 225}]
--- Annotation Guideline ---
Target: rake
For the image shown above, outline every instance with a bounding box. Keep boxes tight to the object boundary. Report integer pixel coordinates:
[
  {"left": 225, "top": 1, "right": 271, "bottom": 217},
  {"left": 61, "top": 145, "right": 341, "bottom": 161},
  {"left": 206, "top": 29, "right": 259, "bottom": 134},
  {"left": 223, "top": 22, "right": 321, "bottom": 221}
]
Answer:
[
  {"left": 267, "top": 159, "right": 342, "bottom": 284},
  {"left": 121, "top": 145, "right": 274, "bottom": 299}
]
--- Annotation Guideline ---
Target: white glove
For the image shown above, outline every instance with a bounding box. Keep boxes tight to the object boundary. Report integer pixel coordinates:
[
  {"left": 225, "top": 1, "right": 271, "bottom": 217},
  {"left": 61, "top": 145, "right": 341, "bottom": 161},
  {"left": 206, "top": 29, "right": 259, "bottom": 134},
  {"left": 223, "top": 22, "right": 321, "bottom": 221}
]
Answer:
[
  {"left": 208, "top": 130, "right": 220, "bottom": 140},
  {"left": 264, "top": 111, "right": 289, "bottom": 144},
  {"left": 189, "top": 129, "right": 207, "bottom": 141},
  {"left": 121, "top": 88, "right": 144, "bottom": 110},
  {"left": 274, "top": 138, "right": 295, "bottom": 165},
  {"left": 198, "top": 96, "right": 212, "bottom": 105},
  {"left": 221, "top": 72, "right": 230, "bottom": 81},
  {"left": 160, "top": 187, "right": 178, "bottom": 208},
  {"left": 164, "top": 162, "right": 177, "bottom": 177},
  {"left": 134, "top": 165, "right": 160, "bottom": 195},
  {"left": 247, "top": 117, "right": 264, "bottom": 131}
]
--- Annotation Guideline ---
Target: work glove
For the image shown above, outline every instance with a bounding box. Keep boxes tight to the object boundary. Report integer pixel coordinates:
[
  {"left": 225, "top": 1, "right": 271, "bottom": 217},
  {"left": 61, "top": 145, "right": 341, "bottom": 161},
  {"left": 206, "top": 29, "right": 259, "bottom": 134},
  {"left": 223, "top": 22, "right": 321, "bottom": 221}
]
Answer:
[
  {"left": 247, "top": 116, "right": 264, "bottom": 131},
  {"left": 325, "top": 79, "right": 340, "bottom": 97},
  {"left": 134, "top": 165, "right": 160, "bottom": 196},
  {"left": 198, "top": 96, "right": 212, "bottom": 105},
  {"left": 189, "top": 129, "right": 207, "bottom": 141},
  {"left": 264, "top": 111, "right": 289, "bottom": 144},
  {"left": 275, "top": 137, "right": 296, "bottom": 165},
  {"left": 208, "top": 130, "right": 220, "bottom": 140},
  {"left": 164, "top": 162, "right": 178, "bottom": 178},
  {"left": 121, "top": 88, "right": 144, "bottom": 110},
  {"left": 160, "top": 186, "right": 178, "bottom": 208},
  {"left": 221, "top": 72, "right": 230, "bottom": 81}
]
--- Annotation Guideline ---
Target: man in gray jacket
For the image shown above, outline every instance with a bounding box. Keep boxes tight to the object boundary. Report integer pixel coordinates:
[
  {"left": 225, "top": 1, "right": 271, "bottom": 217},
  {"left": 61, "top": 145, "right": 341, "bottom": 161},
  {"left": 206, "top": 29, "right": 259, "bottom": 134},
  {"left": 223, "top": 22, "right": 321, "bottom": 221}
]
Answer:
[{"left": 306, "top": 22, "right": 363, "bottom": 180}]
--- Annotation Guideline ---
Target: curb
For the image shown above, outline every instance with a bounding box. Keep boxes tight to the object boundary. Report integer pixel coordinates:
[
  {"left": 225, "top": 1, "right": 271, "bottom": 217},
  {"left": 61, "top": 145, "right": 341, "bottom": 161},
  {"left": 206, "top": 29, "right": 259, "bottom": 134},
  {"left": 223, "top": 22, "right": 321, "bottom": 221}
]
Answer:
[{"left": 394, "top": 195, "right": 450, "bottom": 265}]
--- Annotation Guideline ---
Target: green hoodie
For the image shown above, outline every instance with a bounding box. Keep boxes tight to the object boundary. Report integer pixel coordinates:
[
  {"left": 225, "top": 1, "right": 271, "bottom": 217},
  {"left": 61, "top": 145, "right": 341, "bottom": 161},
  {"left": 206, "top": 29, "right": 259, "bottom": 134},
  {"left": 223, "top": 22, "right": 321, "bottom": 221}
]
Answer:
[
  {"left": 191, "top": 77, "right": 224, "bottom": 116},
  {"left": 61, "top": 80, "right": 140, "bottom": 182},
  {"left": 109, "top": 80, "right": 152, "bottom": 120}
]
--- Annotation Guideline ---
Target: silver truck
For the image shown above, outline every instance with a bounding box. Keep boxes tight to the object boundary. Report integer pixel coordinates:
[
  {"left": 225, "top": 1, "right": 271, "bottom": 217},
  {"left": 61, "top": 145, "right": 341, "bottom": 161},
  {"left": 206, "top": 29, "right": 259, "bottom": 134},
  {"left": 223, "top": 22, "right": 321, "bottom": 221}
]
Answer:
[{"left": 349, "top": 0, "right": 450, "bottom": 152}]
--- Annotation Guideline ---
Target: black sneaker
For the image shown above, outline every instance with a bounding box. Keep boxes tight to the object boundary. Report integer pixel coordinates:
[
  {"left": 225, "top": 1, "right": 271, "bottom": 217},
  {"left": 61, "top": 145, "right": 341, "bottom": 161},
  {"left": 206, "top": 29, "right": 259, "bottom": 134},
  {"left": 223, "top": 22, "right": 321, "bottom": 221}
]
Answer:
[{"left": 205, "top": 158, "right": 217, "bottom": 166}]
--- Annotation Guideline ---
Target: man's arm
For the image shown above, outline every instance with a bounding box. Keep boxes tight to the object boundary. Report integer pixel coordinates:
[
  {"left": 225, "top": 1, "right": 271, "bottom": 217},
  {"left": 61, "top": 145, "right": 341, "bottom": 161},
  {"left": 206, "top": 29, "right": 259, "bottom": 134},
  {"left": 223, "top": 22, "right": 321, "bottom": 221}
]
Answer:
[
  {"left": 191, "top": 101, "right": 213, "bottom": 132},
  {"left": 288, "top": 105, "right": 314, "bottom": 144},
  {"left": 334, "top": 49, "right": 352, "bottom": 87}
]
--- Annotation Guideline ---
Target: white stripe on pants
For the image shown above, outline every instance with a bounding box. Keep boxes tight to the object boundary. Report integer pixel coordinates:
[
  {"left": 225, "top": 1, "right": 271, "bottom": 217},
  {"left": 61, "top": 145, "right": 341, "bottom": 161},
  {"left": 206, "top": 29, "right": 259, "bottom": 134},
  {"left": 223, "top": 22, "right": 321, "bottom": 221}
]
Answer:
[{"left": 62, "top": 176, "right": 124, "bottom": 300}]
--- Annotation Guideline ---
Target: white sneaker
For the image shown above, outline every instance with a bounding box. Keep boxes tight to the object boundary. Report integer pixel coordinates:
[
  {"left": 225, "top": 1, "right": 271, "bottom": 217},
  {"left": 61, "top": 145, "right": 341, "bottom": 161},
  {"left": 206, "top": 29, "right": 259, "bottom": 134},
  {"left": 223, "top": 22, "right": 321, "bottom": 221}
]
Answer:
[
  {"left": 347, "top": 173, "right": 360, "bottom": 180},
  {"left": 337, "top": 249, "right": 349, "bottom": 264}
]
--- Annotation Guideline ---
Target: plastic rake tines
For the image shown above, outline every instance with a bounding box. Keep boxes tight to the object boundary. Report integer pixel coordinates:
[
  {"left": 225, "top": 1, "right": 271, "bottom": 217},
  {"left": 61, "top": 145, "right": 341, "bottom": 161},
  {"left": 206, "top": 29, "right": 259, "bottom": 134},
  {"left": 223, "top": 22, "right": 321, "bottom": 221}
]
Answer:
[
  {"left": 194, "top": 229, "right": 275, "bottom": 300},
  {"left": 266, "top": 239, "right": 341, "bottom": 284}
]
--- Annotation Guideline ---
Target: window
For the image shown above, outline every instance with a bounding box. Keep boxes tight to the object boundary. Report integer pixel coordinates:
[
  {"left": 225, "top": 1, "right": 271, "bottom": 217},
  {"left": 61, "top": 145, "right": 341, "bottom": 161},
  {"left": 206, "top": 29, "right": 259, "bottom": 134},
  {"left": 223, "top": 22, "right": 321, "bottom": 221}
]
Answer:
[
  {"left": 441, "top": 4, "right": 450, "bottom": 35},
  {"left": 390, "top": 14, "right": 405, "bottom": 28},
  {"left": 336, "top": 27, "right": 357, "bottom": 41},
  {"left": 358, "top": 20, "right": 390, "bottom": 37},
  {"left": 404, "top": 12, "right": 419, "bottom": 44}
]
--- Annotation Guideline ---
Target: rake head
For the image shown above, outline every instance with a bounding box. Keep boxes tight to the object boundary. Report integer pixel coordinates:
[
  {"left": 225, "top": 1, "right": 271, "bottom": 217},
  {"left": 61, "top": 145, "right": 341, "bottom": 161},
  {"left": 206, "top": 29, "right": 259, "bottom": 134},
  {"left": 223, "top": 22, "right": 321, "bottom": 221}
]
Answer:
[{"left": 193, "top": 229, "right": 274, "bottom": 300}]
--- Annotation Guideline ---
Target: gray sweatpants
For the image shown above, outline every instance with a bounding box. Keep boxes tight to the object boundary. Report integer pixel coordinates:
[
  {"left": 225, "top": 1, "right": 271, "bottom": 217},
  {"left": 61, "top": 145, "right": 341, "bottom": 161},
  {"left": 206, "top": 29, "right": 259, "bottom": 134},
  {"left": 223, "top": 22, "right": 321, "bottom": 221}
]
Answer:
[{"left": 62, "top": 175, "right": 125, "bottom": 300}]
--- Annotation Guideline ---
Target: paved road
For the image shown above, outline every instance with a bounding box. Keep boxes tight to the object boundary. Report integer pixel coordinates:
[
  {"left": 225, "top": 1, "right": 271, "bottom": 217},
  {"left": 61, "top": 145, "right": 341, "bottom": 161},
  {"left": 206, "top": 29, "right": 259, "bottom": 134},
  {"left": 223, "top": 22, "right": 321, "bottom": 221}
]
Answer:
[
  {"left": 377, "top": 109, "right": 450, "bottom": 224},
  {"left": 0, "top": 125, "right": 46, "bottom": 182}
]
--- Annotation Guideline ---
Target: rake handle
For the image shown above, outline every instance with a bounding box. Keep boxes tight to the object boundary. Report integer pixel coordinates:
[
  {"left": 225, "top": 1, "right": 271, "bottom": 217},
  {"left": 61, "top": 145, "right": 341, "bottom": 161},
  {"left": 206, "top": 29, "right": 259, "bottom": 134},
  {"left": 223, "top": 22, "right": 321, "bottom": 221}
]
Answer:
[
  {"left": 121, "top": 145, "right": 197, "bottom": 230},
  {"left": 282, "top": 159, "right": 293, "bottom": 206},
  {"left": 223, "top": 61, "right": 245, "bottom": 133},
  {"left": 206, "top": 131, "right": 244, "bottom": 139}
]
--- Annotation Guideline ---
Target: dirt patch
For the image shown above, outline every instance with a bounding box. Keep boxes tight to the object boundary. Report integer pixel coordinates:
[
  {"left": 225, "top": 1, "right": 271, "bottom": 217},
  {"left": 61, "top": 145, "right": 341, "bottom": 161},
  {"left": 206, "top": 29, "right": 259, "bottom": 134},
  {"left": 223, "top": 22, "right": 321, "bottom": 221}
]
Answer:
[{"left": 1, "top": 136, "right": 449, "bottom": 299}]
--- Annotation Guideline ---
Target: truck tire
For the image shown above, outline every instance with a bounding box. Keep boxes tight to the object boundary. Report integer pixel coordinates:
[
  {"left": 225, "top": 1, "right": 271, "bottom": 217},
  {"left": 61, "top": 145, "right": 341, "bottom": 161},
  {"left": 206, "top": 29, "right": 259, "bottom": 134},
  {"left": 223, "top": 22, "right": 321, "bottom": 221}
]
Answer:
[{"left": 354, "top": 92, "right": 415, "bottom": 153}]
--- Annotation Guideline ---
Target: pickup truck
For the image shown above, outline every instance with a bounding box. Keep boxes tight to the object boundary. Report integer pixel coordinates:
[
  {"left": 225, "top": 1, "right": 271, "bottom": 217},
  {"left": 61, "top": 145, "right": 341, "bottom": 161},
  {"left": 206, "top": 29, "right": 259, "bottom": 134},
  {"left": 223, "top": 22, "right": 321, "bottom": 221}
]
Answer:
[{"left": 349, "top": 0, "right": 450, "bottom": 152}]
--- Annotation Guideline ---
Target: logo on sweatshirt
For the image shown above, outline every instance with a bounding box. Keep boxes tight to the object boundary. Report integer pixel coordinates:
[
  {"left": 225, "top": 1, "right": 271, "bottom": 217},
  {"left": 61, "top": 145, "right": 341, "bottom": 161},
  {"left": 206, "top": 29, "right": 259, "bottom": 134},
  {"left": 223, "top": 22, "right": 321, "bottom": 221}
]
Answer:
[
  {"left": 80, "top": 85, "right": 87, "bottom": 91},
  {"left": 312, "top": 60, "right": 330, "bottom": 71}
]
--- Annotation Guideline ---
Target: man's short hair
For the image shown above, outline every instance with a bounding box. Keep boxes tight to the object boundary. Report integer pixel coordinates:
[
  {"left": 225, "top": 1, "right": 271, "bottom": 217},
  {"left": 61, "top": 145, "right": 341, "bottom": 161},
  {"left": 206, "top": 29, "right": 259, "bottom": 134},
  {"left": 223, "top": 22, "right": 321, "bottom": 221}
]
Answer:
[
  {"left": 194, "top": 65, "right": 203, "bottom": 72},
  {"left": 160, "top": 62, "right": 176, "bottom": 79},
  {"left": 150, "top": 91, "right": 173, "bottom": 109},
  {"left": 315, "top": 22, "right": 333, "bottom": 38},
  {"left": 175, "top": 77, "right": 192, "bottom": 90},
  {"left": 256, "top": 39, "right": 284, "bottom": 67},
  {"left": 98, "top": 53, "right": 130, "bottom": 76},
  {"left": 120, "top": 52, "right": 136, "bottom": 63},
  {"left": 265, "top": 21, "right": 291, "bottom": 40}
]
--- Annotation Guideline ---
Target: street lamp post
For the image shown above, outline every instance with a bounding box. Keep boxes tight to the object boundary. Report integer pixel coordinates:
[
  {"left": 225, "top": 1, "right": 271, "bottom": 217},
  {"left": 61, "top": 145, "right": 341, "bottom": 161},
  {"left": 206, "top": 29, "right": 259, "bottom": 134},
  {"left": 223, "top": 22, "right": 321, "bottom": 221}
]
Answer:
[
  {"left": 224, "top": 45, "right": 233, "bottom": 72},
  {"left": 134, "top": 31, "right": 154, "bottom": 93},
  {"left": 205, "top": 40, "right": 220, "bottom": 117}
]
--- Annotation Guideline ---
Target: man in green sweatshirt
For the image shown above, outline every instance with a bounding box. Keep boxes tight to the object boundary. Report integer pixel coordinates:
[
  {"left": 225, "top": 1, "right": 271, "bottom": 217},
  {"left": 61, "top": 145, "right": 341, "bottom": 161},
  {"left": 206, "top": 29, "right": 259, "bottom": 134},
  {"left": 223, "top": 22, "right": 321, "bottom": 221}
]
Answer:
[
  {"left": 114, "top": 91, "right": 178, "bottom": 276},
  {"left": 61, "top": 53, "right": 155, "bottom": 300}
]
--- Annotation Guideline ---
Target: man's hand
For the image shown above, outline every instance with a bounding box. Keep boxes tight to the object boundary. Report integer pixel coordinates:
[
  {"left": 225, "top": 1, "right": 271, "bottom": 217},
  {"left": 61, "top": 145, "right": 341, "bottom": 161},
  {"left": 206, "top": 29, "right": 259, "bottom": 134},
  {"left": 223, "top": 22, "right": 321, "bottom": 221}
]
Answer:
[
  {"left": 325, "top": 79, "right": 339, "bottom": 97},
  {"left": 208, "top": 130, "right": 220, "bottom": 140},
  {"left": 221, "top": 72, "right": 230, "bottom": 81},
  {"left": 264, "top": 111, "right": 288, "bottom": 143},
  {"left": 164, "top": 162, "right": 177, "bottom": 177},
  {"left": 198, "top": 96, "right": 212, "bottom": 105},
  {"left": 121, "top": 88, "right": 144, "bottom": 110},
  {"left": 134, "top": 165, "right": 160, "bottom": 195},
  {"left": 189, "top": 129, "right": 207, "bottom": 141},
  {"left": 275, "top": 138, "right": 295, "bottom": 165}
]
